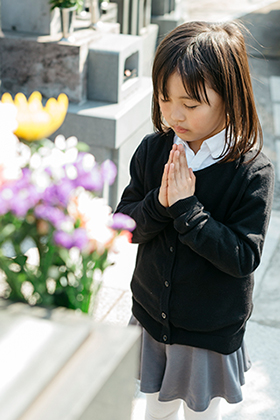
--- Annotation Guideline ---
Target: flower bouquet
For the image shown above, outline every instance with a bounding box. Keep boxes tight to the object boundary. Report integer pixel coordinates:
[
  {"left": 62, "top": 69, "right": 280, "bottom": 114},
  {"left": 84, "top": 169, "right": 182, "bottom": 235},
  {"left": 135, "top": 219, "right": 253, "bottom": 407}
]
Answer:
[{"left": 0, "top": 91, "right": 135, "bottom": 314}]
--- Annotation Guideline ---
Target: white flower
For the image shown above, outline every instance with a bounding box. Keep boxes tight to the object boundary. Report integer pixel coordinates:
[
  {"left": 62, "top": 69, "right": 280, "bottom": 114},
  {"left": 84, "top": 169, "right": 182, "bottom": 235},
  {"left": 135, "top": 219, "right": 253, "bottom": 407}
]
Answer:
[
  {"left": 55, "top": 135, "right": 78, "bottom": 151},
  {"left": 31, "top": 135, "right": 79, "bottom": 183},
  {"left": 68, "top": 189, "right": 115, "bottom": 253},
  {"left": 31, "top": 170, "right": 51, "bottom": 191},
  {"left": 82, "top": 153, "right": 95, "bottom": 172},
  {"left": 0, "top": 102, "right": 22, "bottom": 185}
]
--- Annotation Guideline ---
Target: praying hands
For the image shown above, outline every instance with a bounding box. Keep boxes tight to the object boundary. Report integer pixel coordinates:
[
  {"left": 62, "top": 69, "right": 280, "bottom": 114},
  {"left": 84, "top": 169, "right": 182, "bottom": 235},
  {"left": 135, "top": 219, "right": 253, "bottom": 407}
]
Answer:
[{"left": 159, "top": 143, "right": 196, "bottom": 208}]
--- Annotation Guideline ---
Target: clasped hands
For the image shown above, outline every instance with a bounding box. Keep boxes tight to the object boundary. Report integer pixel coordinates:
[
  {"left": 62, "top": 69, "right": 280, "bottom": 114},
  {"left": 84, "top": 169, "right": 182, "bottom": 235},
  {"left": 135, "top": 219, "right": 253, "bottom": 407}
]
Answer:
[{"left": 159, "top": 143, "right": 196, "bottom": 208}]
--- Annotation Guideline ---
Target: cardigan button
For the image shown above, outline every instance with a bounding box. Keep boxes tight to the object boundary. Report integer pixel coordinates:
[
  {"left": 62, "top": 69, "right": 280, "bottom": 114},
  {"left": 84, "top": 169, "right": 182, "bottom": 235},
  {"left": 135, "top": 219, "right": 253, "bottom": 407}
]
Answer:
[
  {"left": 164, "top": 281, "right": 169, "bottom": 287},
  {"left": 169, "top": 246, "right": 174, "bottom": 252},
  {"left": 163, "top": 335, "right": 168, "bottom": 342},
  {"left": 161, "top": 312, "right": 167, "bottom": 319}
]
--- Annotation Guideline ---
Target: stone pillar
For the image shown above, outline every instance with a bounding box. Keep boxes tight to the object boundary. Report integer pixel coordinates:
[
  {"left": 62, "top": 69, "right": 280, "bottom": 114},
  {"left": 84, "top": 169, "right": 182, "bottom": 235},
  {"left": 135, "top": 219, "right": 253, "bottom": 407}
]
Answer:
[
  {"left": 114, "top": 0, "right": 153, "bottom": 35},
  {"left": 151, "top": 0, "right": 184, "bottom": 41}
]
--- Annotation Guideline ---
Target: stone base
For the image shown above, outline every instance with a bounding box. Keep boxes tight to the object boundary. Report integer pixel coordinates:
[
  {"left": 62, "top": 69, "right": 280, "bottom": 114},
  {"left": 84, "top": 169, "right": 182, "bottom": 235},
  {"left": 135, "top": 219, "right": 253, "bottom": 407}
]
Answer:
[{"left": 0, "top": 29, "right": 101, "bottom": 103}]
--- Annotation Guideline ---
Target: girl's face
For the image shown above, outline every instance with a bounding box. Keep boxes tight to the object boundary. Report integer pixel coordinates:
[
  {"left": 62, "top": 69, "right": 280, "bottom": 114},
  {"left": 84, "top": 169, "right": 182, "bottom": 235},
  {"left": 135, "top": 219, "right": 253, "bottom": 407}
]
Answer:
[{"left": 159, "top": 71, "right": 226, "bottom": 153}]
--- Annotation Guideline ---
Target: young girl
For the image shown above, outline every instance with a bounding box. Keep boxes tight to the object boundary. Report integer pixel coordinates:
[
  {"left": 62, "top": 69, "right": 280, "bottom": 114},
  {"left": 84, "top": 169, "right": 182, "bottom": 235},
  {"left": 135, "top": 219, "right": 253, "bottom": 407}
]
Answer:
[{"left": 115, "top": 21, "right": 274, "bottom": 419}]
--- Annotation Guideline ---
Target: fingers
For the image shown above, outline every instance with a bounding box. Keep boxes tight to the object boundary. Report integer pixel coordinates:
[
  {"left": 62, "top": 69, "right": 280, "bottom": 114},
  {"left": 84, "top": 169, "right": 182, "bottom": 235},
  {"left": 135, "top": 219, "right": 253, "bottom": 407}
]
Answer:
[
  {"left": 169, "top": 162, "right": 175, "bottom": 182},
  {"left": 158, "top": 162, "right": 169, "bottom": 207},
  {"left": 167, "top": 144, "right": 177, "bottom": 166},
  {"left": 167, "top": 144, "right": 196, "bottom": 206},
  {"left": 162, "top": 163, "right": 169, "bottom": 185},
  {"left": 159, "top": 145, "right": 177, "bottom": 208},
  {"left": 189, "top": 167, "right": 195, "bottom": 180},
  {"left": 164, "top": 143, "right": 196, "bottom": 206},
  {"left": 172, "top": 147, "right": 188, "bottom": 182},
  {"left": 177, "top": 144, "right": 190, "bottom": 178},
  {"left": 173, "top": 150, "right": 181, "bottom": 182}
]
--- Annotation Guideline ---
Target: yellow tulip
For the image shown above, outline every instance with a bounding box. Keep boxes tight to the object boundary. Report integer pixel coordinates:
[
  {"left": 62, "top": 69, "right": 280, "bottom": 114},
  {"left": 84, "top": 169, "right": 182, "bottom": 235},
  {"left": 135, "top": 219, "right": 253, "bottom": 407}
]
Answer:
[{"left": 1, "top": 91, "right": 69, "bottom": 141}]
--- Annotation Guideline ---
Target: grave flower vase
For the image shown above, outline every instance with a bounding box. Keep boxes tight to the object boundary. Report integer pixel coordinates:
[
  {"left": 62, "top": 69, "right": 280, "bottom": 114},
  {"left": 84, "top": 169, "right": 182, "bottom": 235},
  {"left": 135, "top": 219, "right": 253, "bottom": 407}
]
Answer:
[{"left": 60, "top": 6, "right": 76, "bottom": 39}]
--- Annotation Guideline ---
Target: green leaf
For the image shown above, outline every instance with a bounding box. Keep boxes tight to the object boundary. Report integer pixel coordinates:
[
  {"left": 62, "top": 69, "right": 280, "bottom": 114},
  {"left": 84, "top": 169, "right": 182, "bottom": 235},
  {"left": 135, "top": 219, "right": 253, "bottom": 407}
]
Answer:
[
  {"left": 76, "top": 142, "right": 90, "bottom": 152},
  {"left": 14, "top": 255, "right": 28, "bottom": 268},
  {"left": 0, "top": 224, "right": 16, "bottom": 243}
]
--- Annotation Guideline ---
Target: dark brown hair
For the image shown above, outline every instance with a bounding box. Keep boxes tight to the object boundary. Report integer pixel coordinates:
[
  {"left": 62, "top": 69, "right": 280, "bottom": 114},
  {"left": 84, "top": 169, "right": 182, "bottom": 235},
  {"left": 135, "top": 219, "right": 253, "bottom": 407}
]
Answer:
[{"left": 152, "top": 21, "right": 262, "bottom": 162}]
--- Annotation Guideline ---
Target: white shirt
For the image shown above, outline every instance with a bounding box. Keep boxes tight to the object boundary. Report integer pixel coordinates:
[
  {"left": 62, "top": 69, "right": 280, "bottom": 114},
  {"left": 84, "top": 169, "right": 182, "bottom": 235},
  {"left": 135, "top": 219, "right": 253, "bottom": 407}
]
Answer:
[{"left": 174, "top": 129, "right": 226, "bottom": 171}]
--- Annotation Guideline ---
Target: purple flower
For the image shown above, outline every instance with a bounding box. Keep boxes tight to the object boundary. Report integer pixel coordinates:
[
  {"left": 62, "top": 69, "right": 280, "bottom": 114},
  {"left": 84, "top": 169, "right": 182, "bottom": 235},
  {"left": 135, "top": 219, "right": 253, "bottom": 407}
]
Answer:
[
  {"left": 111, "top": 213, "right": 136, "bottom": 232},
  {"left": 0, "top": 169, "right": 42, "bottom": 217},
  {"left": 73, "top": 154, "right": 117, "bottom": 192},
  {"left": 0, "top": 178, "right": 41, "bottom": 217},
  {"left": 9, "top": 184, "right": 42, "bottom": 218},
  {"left": 71, "top": 154, "right": 103, "bottom": 192},
  {"left": 72, "top": 228, "right": 88, "bottom": 250},
  {"left": 101, "top": 160, "right": 117, "bottom": 186},
  {"left": 0, "top": 195, "right": 10, "bottom": 216},
  {"left": 53, "top": 230, "right": 73, "bottom": 249},
  {"left": 74, "top": 168, "right": 103, "bottom": 192},
  {"left": 35, "top": 204, "right": 70, "bottom": 229},
  {"left": 44, "top": 178, "right": 74, "bottom": 207},
  {"left": 53, "top": 228, "right": 88, "bottom": 250}
]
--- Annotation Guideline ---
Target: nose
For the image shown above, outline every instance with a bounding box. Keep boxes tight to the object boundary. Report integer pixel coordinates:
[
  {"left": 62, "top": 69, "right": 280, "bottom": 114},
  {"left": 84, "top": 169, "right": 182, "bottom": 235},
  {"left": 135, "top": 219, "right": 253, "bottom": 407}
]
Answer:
[{"left": 170, "top": 105, "right": 185, "bottom": 123}]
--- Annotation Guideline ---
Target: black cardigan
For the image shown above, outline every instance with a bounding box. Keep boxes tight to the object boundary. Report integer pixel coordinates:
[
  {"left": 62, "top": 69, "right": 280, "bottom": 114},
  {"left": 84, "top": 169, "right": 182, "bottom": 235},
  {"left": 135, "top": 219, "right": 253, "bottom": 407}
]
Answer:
[{"left": 115, "top": 130, "right": 274, "bottom": 354}]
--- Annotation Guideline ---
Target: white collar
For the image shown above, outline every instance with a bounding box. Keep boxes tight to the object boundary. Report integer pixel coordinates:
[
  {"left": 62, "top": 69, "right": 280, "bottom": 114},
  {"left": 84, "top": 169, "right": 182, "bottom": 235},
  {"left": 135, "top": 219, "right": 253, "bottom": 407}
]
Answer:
[
  {"left": 174, "top": 129, "right": 227, "bottom": 171},
  {"left": 176, "top": 129, "right": 226, "bottom": 158}
]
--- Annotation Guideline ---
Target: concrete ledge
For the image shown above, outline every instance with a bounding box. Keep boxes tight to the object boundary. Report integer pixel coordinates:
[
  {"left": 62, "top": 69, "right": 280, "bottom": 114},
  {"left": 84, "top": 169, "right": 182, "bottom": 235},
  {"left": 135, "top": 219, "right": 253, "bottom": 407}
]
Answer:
[{"left": 56, "top": 76, "right": 153, "bottom": 149}]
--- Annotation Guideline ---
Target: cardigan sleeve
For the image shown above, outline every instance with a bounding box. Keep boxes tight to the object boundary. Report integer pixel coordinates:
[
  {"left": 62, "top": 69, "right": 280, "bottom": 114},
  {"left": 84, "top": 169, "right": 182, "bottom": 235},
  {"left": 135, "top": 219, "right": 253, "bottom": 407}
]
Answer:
[
  {"left": 167, "top": 161, "right": 275, "bottom": 278},
  {"left": 115, "top": 137, "right": 172, "bottom": 244}
]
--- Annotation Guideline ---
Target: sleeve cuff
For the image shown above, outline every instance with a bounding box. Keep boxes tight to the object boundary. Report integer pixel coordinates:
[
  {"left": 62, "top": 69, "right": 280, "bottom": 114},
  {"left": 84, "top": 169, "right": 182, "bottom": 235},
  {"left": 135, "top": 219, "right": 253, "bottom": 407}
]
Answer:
[
  {"left": 153, "top": 188, "right": 172, "bottom": 219},
  {"left": 166, "top": 195, "right": 202, "bottom": 219}
]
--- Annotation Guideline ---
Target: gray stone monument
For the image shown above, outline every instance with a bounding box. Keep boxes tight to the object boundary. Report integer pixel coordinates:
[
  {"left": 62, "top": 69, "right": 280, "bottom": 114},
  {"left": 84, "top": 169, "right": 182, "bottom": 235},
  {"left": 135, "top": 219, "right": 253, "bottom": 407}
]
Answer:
[
  {"left": 87, "top": 33, "right": 142, "bottom": 103},
  {"left": 0, "top": 0, "right": 158, "bottom": 208}
]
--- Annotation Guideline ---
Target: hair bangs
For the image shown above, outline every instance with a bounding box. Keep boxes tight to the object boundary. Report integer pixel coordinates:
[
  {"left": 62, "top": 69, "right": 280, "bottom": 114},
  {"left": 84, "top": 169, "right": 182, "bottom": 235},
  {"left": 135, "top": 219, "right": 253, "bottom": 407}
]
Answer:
[
  {"left": 155, "top": 55, "right": 179, "bottom": 101},
  {"left": 178, "top": 52, "right": 211, "bottom": 105}
]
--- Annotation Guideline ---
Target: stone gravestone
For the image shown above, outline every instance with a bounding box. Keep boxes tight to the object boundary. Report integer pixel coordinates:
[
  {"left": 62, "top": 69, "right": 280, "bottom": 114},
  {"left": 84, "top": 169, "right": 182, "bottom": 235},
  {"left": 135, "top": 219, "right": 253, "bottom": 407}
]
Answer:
[{"left": 0, "top": 0, "right": 157, "bottom": 207}]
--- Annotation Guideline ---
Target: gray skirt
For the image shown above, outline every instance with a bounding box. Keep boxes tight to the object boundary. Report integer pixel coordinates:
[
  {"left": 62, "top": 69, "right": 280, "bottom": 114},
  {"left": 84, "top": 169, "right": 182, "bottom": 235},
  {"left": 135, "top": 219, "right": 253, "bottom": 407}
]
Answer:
[{"left": 139, "top": 328, "right": 251, "bottom": 412}]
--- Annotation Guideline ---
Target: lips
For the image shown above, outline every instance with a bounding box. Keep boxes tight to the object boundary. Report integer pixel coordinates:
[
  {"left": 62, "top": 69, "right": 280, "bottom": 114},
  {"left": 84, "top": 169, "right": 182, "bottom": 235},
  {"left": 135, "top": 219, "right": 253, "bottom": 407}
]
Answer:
[{"left": 174, "top": 125, "right": 188, "bottom": 134}]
